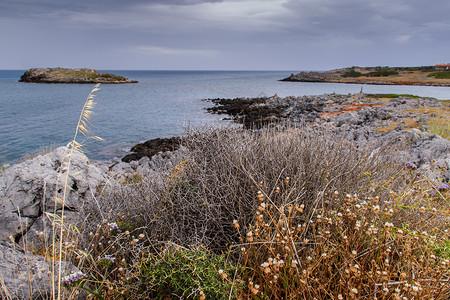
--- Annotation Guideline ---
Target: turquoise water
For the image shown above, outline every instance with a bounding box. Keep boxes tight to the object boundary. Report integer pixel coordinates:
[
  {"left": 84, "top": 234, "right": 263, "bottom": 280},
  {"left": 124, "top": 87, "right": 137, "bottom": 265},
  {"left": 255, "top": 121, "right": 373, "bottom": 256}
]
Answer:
[{"left": 1, "top": 70, "right": 449, "bottom": 163}]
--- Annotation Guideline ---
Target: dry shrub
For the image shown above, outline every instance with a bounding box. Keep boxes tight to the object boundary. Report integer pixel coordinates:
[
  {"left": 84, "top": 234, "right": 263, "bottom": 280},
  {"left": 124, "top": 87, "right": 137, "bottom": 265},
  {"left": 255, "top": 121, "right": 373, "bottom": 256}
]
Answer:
[
  {"left": 235, "top": 169, "right": 450, "bottom": 299},
  {"left": 95, "top": 125, "right": 392, "bottom": 251}
]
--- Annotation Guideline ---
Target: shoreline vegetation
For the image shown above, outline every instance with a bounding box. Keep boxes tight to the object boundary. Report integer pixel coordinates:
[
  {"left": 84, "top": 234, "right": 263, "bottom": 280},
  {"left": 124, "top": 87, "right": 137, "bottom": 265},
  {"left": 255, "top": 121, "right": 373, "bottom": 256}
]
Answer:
[
  {"left": 281, "top": 66, "right": 450, "bottom": 86},
  {"left": 19, "top": 68, "right": 138, "bottom": 84},
  {"left": 0, "top": 86, "right": 449, "bottom": 299}
]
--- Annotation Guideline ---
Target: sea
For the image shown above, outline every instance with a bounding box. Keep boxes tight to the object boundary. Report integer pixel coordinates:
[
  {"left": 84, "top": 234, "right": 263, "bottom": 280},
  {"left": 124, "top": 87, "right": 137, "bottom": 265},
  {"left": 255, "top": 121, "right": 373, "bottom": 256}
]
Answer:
[{"left": 1, "top": 70, "right": 449, "bottom": 164}]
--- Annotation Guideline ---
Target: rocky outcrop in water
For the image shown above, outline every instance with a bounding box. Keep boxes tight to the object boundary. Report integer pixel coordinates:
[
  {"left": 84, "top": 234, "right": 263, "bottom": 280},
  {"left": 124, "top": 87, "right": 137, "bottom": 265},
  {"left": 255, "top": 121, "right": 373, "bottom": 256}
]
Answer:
[
  {"left": 121, "top": 137, "right": 182, "bottom": 163},
  {"left": 19, "top": 68, "right": 138, "bottom": 84}
]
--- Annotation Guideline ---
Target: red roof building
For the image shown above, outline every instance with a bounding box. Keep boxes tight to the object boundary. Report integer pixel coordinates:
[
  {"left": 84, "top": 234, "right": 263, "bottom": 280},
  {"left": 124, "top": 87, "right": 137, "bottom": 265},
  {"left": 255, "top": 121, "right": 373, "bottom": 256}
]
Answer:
[{"left": 435, "top": 63, "right": 450, "bottom": 71}]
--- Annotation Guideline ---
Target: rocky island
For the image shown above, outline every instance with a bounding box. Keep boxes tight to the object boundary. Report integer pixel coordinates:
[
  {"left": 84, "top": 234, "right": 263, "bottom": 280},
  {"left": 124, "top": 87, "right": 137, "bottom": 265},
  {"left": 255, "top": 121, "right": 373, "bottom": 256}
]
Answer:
[
  {"left": 19, "top": 68, "right": 138, "bottom": 84},
  {"left": 282, "top": 65, "right": 450, "bottom": 86}
]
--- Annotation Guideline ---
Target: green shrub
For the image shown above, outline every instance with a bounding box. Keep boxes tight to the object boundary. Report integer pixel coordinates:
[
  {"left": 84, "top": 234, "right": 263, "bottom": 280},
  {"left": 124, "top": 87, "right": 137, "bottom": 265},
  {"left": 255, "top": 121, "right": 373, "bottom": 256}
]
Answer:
[
  {"left": 427, "top": 71, "right": 450, "bottom": 79},
  {"left": 366, "top": 93, "right": 420, "bottom": 99},
  {"left": 366, "top": 69, "right": 399, "bottom": 77},
  {"left": 342, "top": 69, "right": 363, "bottom": 77},
  {"left": 138, "top": 246, "right": 241, "bottom": 299}
]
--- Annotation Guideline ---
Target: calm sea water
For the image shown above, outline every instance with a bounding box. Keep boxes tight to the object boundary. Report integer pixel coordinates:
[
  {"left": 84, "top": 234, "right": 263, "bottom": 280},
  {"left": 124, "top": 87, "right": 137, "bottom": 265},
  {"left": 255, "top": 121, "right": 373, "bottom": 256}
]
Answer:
[{"left": 1, "top": 70, "right": 449, "bottom": 163}]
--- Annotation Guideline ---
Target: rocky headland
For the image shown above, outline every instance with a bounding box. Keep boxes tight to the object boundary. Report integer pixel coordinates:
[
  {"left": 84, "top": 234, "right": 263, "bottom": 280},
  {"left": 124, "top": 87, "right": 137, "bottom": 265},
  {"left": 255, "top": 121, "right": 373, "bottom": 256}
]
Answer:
[
  {"left": 282, "top": 66, "right": 450, "bottom": 86},
  {"left": 19, "top": 68, "right": 138, "bottom": 84}
]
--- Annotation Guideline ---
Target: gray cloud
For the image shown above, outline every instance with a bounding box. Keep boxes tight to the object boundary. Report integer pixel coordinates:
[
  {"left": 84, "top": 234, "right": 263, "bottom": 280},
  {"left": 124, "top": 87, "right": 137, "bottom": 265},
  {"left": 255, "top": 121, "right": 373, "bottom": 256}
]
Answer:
[{"left": 1, "top": 0, "right": 449, "bottom": 69}]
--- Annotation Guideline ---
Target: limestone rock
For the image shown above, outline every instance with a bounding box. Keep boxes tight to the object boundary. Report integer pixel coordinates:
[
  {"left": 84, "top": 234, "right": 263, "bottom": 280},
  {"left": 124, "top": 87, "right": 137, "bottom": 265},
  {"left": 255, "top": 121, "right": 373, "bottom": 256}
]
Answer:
[
  {"left": 0, "top": 147, "right": 109, "bottom": 249},
  {"left": 0, "top": 241, "right": 78, "bottom": 300}
]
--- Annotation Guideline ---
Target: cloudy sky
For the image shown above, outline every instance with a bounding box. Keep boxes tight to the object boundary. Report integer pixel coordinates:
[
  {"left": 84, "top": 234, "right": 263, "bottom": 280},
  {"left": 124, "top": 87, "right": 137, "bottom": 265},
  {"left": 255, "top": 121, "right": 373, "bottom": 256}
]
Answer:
[{"left": 1, "top": 0, "right": 449, "bottom": 70}]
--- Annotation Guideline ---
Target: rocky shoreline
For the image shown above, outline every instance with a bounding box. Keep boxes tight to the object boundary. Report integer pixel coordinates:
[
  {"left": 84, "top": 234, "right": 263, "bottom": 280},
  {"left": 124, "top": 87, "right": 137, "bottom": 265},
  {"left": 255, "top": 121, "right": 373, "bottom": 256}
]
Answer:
[
  {"left": 0, "top": 92, "right": 449, "bottom": 298},
  {"left": 19, "top": 68, "right": 138, "bottom": 84},
  {"left": 205, "top": 92, "right": 449, "bottom": 179}
]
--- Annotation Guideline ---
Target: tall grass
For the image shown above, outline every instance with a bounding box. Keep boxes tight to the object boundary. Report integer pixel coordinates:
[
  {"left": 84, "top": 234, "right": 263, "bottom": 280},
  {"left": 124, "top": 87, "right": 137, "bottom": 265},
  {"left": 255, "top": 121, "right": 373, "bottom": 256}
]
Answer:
[
  {"left": 429, "top": 116, "right": 450, "bottom": 140},
  {"left": 47, "top": 84, "right": 102, "bottom": 299}
]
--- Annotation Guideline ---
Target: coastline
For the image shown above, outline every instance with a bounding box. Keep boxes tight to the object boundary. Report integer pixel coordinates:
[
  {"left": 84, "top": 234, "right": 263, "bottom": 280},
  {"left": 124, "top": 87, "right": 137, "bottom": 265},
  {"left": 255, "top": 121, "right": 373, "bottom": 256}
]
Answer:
[{"left": 282, "top": 66, "right": 450, "bottom": 87}]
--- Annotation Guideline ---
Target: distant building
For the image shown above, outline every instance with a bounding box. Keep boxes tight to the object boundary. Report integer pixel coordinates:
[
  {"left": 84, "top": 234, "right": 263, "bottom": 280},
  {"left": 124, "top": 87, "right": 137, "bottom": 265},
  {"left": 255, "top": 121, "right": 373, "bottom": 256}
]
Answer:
[{"left": 435, "top": 63, "right": 450, "bottom": 71}]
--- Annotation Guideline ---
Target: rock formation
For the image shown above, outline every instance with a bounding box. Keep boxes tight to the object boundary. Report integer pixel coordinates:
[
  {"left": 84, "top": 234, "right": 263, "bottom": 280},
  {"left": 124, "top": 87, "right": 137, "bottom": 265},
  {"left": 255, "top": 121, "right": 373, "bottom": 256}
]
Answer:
[{"left": 19, "top": 68, "right": 138, "bottom": 84}]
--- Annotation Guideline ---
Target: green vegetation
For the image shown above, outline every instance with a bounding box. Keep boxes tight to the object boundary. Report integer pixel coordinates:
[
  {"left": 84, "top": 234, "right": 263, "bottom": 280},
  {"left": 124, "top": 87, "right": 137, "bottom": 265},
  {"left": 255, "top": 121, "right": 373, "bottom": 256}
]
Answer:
[
  {"left": 394, "top": 66, "right": 435, "bottom": 72},
  {"left": 50, "top": 69, "right": 128, "bottom": 81},
  {"left": 366, "top": 93, "right": 421, "bottom": 99},
  {"left": 139, "top": 246, "right": 241, "bottom": 299},
  {"left": 341, "top": 69, "right": 363, "bottom": 77},
  {"left": 366, "top": 69, "right": 399, "bottom": 77},
  {"left": 427, "top": 71, "right": 450, "bottom": 79}
]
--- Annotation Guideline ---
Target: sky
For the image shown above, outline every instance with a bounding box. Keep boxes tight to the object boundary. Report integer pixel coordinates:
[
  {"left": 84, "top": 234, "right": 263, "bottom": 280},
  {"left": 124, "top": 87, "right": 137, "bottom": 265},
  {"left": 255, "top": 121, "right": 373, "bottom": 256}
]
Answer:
[{"left": 1, "top": 0, "right": 449, "bottom": 70}]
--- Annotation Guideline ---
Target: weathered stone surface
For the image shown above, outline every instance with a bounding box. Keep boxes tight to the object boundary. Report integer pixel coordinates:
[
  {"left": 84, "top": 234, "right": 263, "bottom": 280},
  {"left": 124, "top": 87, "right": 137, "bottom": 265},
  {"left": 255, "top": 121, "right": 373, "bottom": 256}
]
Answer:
[
  {"left": 0, "top": 241, "right": 78, "bottom": 300},
  {"left": 0, "top": 147, "right": 109, "bottom": 248},
  {"left": 19, "top": 68, "right": 138, "bottom": 84}
]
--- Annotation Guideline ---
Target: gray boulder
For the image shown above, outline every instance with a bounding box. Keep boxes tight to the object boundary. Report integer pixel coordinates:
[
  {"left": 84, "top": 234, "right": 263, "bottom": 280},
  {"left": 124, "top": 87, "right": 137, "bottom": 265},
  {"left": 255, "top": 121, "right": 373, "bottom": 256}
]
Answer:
[
  {"left": 395, "top": 134, "right": 450, "bottom": 181},
  {"left": 0, "top": 146, "right": 109, "bottom": 250},
  {"left": 0, "top": 241, "right": 78, "bottom": 300}
]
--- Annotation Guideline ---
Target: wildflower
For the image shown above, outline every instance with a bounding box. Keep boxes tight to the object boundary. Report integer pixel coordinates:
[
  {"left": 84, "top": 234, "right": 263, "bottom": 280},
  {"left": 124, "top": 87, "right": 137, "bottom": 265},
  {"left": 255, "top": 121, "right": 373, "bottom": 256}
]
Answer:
[
  {"left": 291, "top": 260, "right": 298, "bottom": 268},
  {"left": 98, "top": 256, "right": 115, "bottom": 267},
  {"left": 350, "top": 288, "right": 358, "bottom": 295},
  {"left": 138, "top": 233, "right": 145, "bottom": 240},
  {"left": 218, "top": 269, "right": 228, "bottom": 280},
  {"left": 247, "top": 232, "right": 254, "bottom": 242},
  {"left": 62, "top": 271, "right": 88, "bottom": 287},
  {"left": 257, "top": 202, "right": 266, "bottom": 212},
  {"left": 405, "top": 162, "right": 417, "bottom": 169},
  {"left": 232, "top": 219, "right": 239, "bottom": 229},
  {"left": 108, "top": 222, "right": 121, "bottom": 232},
  {"left": 257, "top": 191, "right": 263, "bottom": 202},
  {"left": 438, "top": 183, "right": 449, "bottom": 191},
  {"left": 384, "top": 222, "right": 394, "bottom": 229},
  {"left": 199, "top": 291, "right": 206, "bottom": 300}
]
